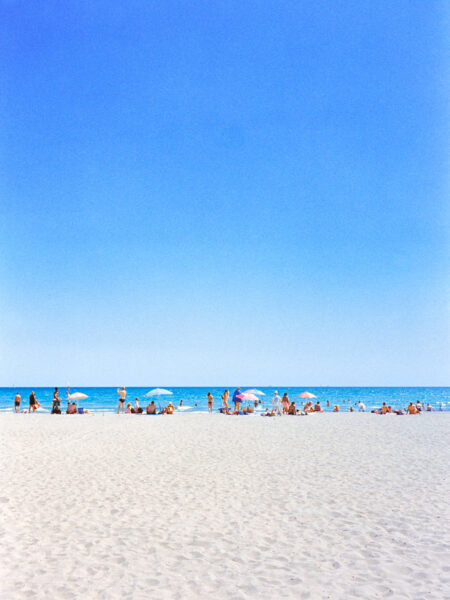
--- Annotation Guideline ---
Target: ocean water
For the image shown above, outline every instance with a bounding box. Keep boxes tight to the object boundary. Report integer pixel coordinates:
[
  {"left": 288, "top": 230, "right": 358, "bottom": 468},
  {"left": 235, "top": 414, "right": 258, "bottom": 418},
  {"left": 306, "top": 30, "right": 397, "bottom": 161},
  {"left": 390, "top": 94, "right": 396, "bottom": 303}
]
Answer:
[{"left": 0, "top": 387, "right": 449, "bottom": 413}]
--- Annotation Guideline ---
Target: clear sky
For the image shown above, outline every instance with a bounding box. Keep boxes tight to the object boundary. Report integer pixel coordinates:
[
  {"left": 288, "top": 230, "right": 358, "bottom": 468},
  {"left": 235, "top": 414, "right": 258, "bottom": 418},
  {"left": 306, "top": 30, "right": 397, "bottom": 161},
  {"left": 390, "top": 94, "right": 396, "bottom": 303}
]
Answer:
[{"left": 0, "top": 1, "right": 448, "bottom": 386}]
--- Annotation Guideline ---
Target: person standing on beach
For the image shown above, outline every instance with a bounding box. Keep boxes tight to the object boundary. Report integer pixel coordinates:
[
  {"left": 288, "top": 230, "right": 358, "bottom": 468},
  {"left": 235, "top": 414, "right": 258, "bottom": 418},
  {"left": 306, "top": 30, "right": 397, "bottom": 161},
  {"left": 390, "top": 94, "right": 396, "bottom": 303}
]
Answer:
[
  {"left": 232, "top": 388, "right": 242, "bottom": 414},
  {"left": 14, "top": 392, "right": 21, "bottom": 412},
  {"left": 222, "top": 389, "right": 230, "bottom": 414},
  {"left": 207, "top": 392, "right": 213, "bottom": 414},
  {"left": 29, "top": 391, "right": 37, "bottom": 413},
  {"left": 281, "top": 393, "right": 290, "bottom": 414},
  {"left": 272, "top": 391, "right": 282, "bottom": 416},
  {"left": 117, "top": 387, "right": 127, "bottom": 413}
]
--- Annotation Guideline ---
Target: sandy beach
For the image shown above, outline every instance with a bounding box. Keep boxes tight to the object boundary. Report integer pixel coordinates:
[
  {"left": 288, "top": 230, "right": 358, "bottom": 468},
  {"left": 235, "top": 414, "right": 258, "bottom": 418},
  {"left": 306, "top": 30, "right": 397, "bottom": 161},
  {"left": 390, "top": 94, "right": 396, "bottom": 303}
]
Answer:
[{"left": 1, "top": 412, "right": 449, "bottom": 600}]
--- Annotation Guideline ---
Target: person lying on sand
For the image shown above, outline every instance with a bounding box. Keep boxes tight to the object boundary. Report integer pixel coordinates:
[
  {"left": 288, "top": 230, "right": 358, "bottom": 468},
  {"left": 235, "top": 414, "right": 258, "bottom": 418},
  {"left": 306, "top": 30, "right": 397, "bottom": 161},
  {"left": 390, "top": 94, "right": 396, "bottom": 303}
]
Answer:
[{"left": 261, "top": 409, "right": 275, "bottom": 417}]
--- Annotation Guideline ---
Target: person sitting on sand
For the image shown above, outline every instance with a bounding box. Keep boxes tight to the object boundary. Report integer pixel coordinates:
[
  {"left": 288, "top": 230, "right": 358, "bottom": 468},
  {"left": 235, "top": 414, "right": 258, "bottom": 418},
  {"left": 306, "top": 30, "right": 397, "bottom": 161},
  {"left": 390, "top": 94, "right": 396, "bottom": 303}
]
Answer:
[
  {"left": 207, "top": 392, "right": 213, "bottom": 414},
  {"left": 333, "top": 405, "right": 339, "bottom": 412},
  {"left": 288, "top": 402, "right": 297, "bottom": 415},
  {"left": 117, "top": 386, "right": 127, "bottom": 414},
  {"left": 407, "top": 402, "right": 418, "bottom": 415},
  {"left": 125, "top": 403, "right": 132, "bottom": 414},
  {"left": 281, "top": 393, "right": 290, "bottom": 414},
  {"left": 381, "top": 402, "right": 389, "bottom": 414},
  {"left": 146, "top": 401, "right": 157, "bottom": 414},
  {"left": 349, "top": 406, "right": 354, "bottom": 412},
  {"left": 247, "top": 404, "right": 254, "bottom": 413},
  {"left": 357, "top": 401, "right": 366, "bottom": 412},
  {"left": 416, "top": 401, "right": 423, "bottom": 412},
  {"left": 67, "top": 402, "right": 77, "bottom": 414},
  {"left": 426, "top": 403, "right": 433, "bottom": 411},
  {"left": 165, "top": 402, "right": 174, "bottom": 414},
  {"left": 314, "top": 402, "right": 323, "bottom": 412}
]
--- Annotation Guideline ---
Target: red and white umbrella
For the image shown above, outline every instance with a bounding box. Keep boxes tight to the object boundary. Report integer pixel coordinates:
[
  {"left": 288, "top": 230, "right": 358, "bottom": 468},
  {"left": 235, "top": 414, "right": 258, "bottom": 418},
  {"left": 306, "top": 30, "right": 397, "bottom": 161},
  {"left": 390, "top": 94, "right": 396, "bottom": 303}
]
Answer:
[
  {"left": 237, "top": 392, "right": 259, "bottom": 402},
  {"left": 299, "top": 391, "right": 316, "bottom": 399}
]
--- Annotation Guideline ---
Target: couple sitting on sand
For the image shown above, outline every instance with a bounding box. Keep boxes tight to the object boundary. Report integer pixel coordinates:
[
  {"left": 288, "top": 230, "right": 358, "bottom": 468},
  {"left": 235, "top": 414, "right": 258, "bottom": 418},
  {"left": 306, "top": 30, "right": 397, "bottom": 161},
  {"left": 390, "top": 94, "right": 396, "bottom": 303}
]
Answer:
[{"left": 144, "top": 400, "right": 174, "bottom": 414}]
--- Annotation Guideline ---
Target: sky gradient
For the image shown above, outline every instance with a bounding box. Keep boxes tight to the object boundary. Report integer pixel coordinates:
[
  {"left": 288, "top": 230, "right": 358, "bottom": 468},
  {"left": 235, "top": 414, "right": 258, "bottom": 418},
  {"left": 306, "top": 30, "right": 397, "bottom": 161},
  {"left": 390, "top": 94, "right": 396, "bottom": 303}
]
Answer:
[{"left": 1, "top": 1, "right": 449, "bottom": 386}]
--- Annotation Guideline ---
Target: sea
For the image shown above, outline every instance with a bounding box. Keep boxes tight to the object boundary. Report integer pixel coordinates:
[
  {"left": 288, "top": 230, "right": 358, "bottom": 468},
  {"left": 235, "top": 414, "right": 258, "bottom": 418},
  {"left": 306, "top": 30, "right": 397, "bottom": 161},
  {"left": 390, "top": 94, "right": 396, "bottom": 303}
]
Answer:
[{"left": 0, "top": 387, "right": 449, "bottom": 413}]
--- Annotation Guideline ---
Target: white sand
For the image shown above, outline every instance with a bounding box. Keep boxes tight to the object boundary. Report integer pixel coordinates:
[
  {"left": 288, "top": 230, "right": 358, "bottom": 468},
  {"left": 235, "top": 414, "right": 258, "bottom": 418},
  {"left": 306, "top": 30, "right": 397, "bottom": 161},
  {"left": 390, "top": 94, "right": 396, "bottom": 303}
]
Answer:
[{"left": 0, "top": 412, "right": 449, "bottom": 600}]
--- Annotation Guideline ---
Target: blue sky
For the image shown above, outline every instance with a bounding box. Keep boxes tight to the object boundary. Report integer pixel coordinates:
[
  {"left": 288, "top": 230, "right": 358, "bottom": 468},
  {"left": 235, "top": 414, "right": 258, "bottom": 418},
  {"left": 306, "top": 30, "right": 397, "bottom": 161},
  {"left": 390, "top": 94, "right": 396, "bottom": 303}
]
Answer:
[{"left": 0, "top": 1, "right": 448, "bottom": 386}]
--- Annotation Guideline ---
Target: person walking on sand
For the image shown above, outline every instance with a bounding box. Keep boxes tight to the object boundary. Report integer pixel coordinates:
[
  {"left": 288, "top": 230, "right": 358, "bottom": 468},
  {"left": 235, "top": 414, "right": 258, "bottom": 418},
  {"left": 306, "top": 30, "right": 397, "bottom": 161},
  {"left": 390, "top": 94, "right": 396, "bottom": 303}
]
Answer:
[
  {"left": 272, "top": 391, "right": 282, "bottom": 416},
  {"left": 117, "top": 386, "right": 127, "bottom": 413},
  {"left": 207, "top": 392, "right": 214, "bottom": 414},
  {"left": 14, "top": 392, "right": 21, "bottom": 413},
  {"left": 222, "top": 389, "right": 230, "bottom": 414}
]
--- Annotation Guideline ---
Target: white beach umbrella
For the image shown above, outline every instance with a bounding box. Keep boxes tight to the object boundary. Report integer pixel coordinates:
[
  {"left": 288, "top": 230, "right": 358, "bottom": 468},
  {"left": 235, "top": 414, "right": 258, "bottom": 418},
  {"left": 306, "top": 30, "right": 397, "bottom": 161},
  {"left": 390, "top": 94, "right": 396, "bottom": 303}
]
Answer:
[
  {"left": 299, "top": 391, "right": 316, "bottom": 399},
  {"left": 68, "top": 392, "right": 88, "bottom": 401},
  {"left": 145, "top": 388, "right": 173, "bottom": 398}
]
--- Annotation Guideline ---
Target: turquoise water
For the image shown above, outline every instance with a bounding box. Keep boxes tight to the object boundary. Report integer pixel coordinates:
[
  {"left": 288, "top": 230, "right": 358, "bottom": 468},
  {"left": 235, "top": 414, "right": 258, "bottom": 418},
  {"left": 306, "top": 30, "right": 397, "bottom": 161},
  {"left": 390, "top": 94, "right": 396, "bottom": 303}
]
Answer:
[{"left": 1, "top": 387, "right": 449, "bottom": 413}]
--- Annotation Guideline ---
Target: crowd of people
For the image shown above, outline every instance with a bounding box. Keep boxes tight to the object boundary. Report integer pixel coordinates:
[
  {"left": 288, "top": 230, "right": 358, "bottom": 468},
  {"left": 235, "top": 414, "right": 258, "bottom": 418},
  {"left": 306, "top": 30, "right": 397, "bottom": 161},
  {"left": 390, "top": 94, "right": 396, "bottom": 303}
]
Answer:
[{"left": 11, "top": 386, "right": 435, "bottom": 416}]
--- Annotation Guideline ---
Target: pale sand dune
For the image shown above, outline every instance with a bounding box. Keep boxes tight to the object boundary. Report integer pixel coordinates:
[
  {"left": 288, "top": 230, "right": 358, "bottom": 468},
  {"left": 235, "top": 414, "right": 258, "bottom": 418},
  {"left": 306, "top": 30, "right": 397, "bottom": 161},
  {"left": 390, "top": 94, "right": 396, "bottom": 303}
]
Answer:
[{"left": 0, "top": 413, "right": 449, "bottom": 600}]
